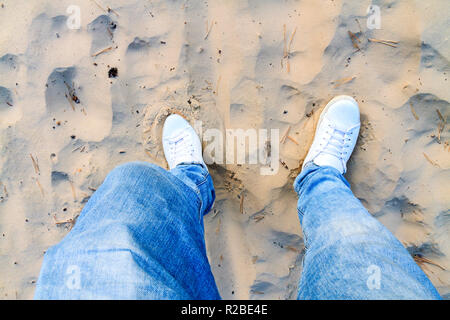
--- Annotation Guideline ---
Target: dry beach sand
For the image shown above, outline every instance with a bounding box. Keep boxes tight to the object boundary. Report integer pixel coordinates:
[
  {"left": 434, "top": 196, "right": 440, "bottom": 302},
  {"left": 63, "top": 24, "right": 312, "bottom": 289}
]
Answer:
[{"left": 0, "top": 0, "right": 449, "bottom": 299}]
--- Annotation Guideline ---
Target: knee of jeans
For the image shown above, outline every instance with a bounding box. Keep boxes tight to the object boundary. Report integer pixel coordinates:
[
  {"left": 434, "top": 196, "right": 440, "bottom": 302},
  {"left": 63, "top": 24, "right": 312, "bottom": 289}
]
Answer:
[
  {"left": 108, "top": 161, "right": 162, "bottom": 181},
  {"left": 321, "top": 215, "right": 384, "bottom": 241}
]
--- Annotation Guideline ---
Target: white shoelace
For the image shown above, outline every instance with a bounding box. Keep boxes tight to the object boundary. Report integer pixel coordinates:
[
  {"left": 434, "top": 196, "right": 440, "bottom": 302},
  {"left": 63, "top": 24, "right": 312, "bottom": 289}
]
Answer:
[
  {"left": 320, "top": 124, "right": 353, "bottom": 160},
  {"left": 167, "top": 133, "right": 196, "bottom": 165}
]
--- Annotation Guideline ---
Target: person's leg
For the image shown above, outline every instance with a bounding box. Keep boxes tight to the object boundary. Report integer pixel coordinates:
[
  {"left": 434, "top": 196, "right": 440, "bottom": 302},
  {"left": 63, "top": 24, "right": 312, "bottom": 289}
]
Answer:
[
  {"left": 35, "top": 161, "right": 219, "bottom": 299},
  {"left": 35, "top": 112, "right": 220, "bottom": 299},
  {"left": 294, "top": 164, "right": 441, "bottom": 300},
  {"left": 294, "top": 96, "right": 441, "bottom": 299}
]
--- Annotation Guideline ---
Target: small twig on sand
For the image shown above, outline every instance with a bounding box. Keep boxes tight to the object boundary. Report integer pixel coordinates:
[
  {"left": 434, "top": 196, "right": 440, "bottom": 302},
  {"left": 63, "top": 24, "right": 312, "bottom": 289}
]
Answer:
[
  {"left": 435, "top": 109, "right": 446, "bottom": 142},
  {"left": 251, "top": 290, "right": 265, "bottom": 295},
  {"left": 91, "top": 0, "right": 107, "bottom": 12},
  {"left": 0, "top": 181, "right": 8, "bottom": 200},
  {"left": 437, "top": 122, "right": 445, "bottom": 142},
  {"left": 333, "top": 76, "right": 356, "bottom": 88},
  {"left": 35, "top": 178, "right": 45, "bottom": 197},
  {"left": 282, "top": 25, "right": 297, "bottom": 73},
  {"left": 436, "top": 109, "right": 445, "bottom": 122},
  {"left": 355, "top": 18, "right": 362, "bottom": 33},
  {"left": 92, "top": 46, "right": 113, "bottom": 57},
  {"left": 253, "top": 215, "right": 265, "bottom": 223},
  {"left": 214, "top": 75, "right": 221, "bottom": 95},
  {"left": 369, "top": 38, "right": 398, "bottom": 44},
  {"left": 69, "top": 180, "right": 76, "bottom": 201},
  {"left": 368, "top": 38, "right": 398, "bottom": 48},
  {"left": 204, "top": 20, "right": 214, "bottom": 40},
  {"left": 65, "top": 93, "right": 76, "bottom": 111},
  {"left": 423, "top": 153, "right": 440, "bottom": 168},
  {"left": 240, "top": 193, "right": 244, "bottom": 214},
  {"left": 280, "top": 126, "right": 291, "bottom": 144},
  {"left": 414, "top": 255, "right": 446, "bottom": 271},
  {"left": 288, "top": 27, "right": 297, "bottom": 53},
  {"left": 287, "top": 135, "right": 299, "bottom": 145},
  {"left": 215, "top": 218, "right": 221, "bottom": 234},
  {"left": 286, "top": 245, "right": 300, "bottom": 253},
  {"left": 283, "top": 24, "right": 287, "bottom": 60},
  {"left": 30, "top": 154, "right": 40, "bottom": 174},
  {"left": 286, "top": 26, "right": 297, "bottom": 73},
  {"left": 410, "top": 102, "right": 419, "bottom": 120},
  {"left": 53, "top": 214, "right": 78, "bottom": 231}
]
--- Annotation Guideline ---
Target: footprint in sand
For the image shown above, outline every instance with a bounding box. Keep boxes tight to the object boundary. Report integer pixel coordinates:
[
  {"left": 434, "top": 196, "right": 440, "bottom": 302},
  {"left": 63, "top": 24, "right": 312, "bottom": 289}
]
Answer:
[
  {"left": 0, "top": 53, "right": 20, "bottom": 74},
  {"left": 249, "top": 230, "right": 304, "bottom": 299},
  {"left": 0, "top": 87, "right": 15, "bottom": 113},
  {"left": 87, "top": 15, "right": 117, "bottom": 56},
  {"left": 22, "top": 12, "right": 112, "bottom": 142},
  {"left": 0, "top": 54, "right": 23, "bottom": 128},
  {"left": 398, "top": 94, "right": 449, "bottom": 170},
  {"left": 229, "top": 79, "right": 265, "bottom": 128},
  {"left": 420, "top": 43, "right": 450, "bottom": 71},
  {"left": 0, "top": 86, "right": 20, "bottom": 128},
  {"left": 125, "top": 36, "right": 173, "bottom": 88},
  {"left": 141, "top": 92, "right": 225, "bottom": 168},
  {"left": 50, "top": 170, "right": 77, "bottom": 211},
  {"left": 44, "top": 65, "right": 112, "bottom": 143}
]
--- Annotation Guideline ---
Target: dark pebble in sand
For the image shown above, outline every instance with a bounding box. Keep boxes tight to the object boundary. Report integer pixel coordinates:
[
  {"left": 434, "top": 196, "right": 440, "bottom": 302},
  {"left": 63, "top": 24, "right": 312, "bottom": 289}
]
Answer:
[{"left": 108, "top": 67, "right": 118, "bottom": 78}]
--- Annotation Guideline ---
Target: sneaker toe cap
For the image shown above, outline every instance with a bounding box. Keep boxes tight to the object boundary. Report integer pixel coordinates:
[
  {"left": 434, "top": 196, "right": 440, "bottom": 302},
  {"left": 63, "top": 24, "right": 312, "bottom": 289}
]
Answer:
[
  {"left": 325, "top": 98, "right": 360, "bottom": 129},
  {"left": 163, "top": 114, "right": 190, "bottom": 137}
]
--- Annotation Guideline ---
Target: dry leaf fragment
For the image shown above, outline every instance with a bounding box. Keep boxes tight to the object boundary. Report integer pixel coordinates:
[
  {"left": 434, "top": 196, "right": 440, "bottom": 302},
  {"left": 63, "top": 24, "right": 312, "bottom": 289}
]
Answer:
[
  {"left": 279, "top": 159, "right": 289, "bottom": 170},
  {"left": 348, "top": 31, "right": 360, "bottom": 50}
]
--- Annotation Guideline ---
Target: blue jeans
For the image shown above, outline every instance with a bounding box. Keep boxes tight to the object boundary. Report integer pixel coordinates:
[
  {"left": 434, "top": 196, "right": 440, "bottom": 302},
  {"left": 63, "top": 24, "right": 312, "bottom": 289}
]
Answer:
[
  {"left": 34, "top": 162, "right": 441, "bottom": 299},
  {"left": 294, "top": 163, "right": 440, "bottom": 300}
]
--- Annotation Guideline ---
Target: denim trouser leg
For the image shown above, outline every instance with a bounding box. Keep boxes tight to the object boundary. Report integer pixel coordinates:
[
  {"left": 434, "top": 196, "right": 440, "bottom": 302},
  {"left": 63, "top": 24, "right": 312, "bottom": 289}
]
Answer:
[
  {"left": 294, "top": 163, "right": 441, "bottom": 300},
  {"left": 34, "top": 162, "right": 220, "bottom": 299}
]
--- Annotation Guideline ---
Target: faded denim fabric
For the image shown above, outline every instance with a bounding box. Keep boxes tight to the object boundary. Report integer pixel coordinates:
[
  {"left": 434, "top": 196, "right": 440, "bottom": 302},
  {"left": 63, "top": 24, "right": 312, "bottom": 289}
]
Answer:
[
  {"left": 35, "top": 161, "right": 440, "bottom": 300},
  {"left": 294, "top": 163, "right": 441, "bottom": 300},
  {"left": 35, "top": 162, "right": 220, "bottom": 299}
]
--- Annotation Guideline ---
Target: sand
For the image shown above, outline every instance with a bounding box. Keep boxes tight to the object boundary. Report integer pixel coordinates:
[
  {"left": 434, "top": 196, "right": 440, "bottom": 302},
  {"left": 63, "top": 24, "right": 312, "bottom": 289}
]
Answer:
[{"left": 0, "top": 0, "right": 449, "bottom": 299}]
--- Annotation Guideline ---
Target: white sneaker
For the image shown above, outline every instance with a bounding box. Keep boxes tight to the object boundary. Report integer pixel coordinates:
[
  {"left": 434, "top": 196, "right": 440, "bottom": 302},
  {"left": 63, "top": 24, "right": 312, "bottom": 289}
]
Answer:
[
  {"left": 162, "top": 114, "right": 206, "bottom": 170},
  {"left": 302, "top": 95, "right": 360, "bottom": 174}
]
